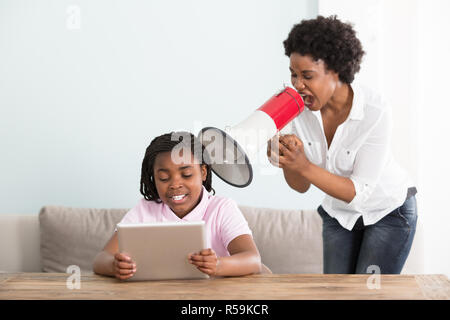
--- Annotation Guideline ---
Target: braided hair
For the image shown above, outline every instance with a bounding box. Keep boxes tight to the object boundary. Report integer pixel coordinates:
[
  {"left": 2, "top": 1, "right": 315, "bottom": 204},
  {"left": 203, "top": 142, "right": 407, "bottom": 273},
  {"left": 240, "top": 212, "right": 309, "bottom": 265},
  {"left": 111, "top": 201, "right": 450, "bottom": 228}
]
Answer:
[{"left": 140, "top": 131, "right": 215, "bottom": 202}]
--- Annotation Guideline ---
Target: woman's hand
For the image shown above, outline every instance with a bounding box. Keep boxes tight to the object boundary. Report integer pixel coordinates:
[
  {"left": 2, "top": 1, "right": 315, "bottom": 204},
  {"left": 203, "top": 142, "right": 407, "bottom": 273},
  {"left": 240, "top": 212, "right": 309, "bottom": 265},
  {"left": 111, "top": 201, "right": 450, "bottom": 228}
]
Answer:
[
  {"left": 113, "top": 252, "right": 137, "bottom": 280},
  {"left": 188, "top": 248, "right": 220, "bottom": 276},
  {"left": 267, "top": 134, "right": 311, "bottom": 173}
]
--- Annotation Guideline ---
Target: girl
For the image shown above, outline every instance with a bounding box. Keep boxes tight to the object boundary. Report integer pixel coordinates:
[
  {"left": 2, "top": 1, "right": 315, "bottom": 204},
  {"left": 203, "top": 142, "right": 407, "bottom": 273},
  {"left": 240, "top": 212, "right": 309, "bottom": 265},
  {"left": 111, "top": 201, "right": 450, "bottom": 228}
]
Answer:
[
  {"left": 93, "top": 131, "right": 268, "bottom": 280},
  {"left": 267, "top": 16, "right": 417, "bottom": 274}
]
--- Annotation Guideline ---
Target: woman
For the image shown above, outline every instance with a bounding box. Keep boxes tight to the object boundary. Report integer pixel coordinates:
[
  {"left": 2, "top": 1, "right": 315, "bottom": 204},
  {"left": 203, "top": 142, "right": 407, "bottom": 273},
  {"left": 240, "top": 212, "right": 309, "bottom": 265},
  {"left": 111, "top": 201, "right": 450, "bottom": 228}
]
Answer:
[{"left": 267, "top": 15, "right": 417, "bottom": 274}]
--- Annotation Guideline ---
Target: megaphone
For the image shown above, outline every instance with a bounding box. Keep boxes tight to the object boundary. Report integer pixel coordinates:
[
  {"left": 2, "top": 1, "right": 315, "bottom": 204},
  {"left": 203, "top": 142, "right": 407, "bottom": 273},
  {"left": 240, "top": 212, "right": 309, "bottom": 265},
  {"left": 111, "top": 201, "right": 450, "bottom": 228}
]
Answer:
[{"left": 198, "top": 86, "right": 304, "bottom": 187}]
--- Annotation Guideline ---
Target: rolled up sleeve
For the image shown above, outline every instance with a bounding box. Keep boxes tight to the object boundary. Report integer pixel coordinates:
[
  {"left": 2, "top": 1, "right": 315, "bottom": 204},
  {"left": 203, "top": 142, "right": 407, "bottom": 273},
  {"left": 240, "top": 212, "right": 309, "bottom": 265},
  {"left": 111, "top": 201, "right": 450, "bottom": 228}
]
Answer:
[
  {"left": 348, "top": 107, "right": 392, "bottom": 212},
  {"left": 219, "top": 199, "right": 252, "bottom": 250}
]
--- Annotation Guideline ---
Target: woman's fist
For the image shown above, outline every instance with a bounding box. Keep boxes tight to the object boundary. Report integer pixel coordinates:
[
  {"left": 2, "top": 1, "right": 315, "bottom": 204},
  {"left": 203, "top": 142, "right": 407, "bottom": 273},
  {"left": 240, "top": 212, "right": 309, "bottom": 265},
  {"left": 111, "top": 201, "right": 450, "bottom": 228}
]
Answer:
[{"left": 267, "top": 134, "right": 310, "bottom": 172}]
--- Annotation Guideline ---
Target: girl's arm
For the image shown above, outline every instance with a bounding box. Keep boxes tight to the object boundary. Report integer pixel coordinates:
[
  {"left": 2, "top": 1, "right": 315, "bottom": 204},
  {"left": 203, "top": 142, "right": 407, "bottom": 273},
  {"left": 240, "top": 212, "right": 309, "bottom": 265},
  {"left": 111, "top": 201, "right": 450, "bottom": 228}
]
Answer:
[
  {"left": 188, "top": 234, "right": 262, "bottom": 277},
  {"left": 93, "top": 232, "right": 136, "bottom": 280},
  {"left": 219, "top": 234, "right": 262, "bottom": 276}
]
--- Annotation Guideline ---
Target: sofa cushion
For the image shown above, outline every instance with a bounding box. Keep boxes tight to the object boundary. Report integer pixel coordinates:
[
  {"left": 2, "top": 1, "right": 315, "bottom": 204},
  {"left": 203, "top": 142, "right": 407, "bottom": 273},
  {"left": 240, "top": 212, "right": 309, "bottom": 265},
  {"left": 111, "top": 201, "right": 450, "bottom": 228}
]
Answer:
[
  {"left": 39, "top": 206, "right": 128, "bottom": 273},
  {"left": 240, "top": 206, "right": 323, "bottom": 274}
]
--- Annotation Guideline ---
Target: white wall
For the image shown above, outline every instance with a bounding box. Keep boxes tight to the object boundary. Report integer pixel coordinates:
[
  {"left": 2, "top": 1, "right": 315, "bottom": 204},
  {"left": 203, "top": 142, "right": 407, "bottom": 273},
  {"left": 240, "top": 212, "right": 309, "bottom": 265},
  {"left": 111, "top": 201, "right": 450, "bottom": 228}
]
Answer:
[
  {"left": 319, "top": 0, "right": 450, "bottom": 277},
  {"left": 0, "top": 0, "right": 321, "bottom": 214},
  {"left": 416, "top": 0, "right": 450, "bottom": 278}
]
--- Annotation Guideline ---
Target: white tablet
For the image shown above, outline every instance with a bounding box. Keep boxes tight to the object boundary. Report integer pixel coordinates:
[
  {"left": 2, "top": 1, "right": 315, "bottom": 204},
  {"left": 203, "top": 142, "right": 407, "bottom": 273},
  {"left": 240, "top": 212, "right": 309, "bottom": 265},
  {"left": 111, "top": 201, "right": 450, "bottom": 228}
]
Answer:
[{"left": 116, "top": 221, "right": 209, "bottom": 281}]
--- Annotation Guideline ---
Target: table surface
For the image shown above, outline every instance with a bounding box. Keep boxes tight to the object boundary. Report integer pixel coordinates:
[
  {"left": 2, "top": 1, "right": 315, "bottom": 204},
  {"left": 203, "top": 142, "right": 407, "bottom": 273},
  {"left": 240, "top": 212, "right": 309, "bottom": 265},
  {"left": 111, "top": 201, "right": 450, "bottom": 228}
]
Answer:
[{"left": 0, "top": 273, "right": 449, "bottom": 300}]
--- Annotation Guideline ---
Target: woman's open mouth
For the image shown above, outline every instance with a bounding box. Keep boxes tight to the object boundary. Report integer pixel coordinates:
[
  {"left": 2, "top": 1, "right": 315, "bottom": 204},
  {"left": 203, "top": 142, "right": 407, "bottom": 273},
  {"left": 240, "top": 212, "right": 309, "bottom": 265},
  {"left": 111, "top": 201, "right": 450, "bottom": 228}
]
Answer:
[{"left": 300, "top": 93, "right": 315, "bottom": 108}]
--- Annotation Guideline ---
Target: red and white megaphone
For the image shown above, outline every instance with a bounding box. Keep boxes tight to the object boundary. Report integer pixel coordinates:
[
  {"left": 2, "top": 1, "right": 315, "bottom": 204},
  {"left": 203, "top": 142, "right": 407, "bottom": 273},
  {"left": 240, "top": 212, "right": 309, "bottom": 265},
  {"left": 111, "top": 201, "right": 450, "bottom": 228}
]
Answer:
[{"left": 198, "top": 86, "right": 304, "bottom": 187}]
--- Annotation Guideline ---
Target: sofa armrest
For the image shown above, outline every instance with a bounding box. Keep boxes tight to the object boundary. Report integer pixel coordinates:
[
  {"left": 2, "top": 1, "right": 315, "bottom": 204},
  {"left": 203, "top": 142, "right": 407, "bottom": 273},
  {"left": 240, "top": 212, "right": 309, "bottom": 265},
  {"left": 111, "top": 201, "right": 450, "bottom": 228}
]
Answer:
[{"left": 0, "top": 215, "right": 41, "bottom": 272}]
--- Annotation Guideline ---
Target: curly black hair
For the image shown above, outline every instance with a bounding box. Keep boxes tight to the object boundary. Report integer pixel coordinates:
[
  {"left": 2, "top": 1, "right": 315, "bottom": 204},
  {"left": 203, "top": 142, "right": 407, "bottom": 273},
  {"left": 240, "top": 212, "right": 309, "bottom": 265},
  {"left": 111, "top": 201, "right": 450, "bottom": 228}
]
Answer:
[
  {"left": 283, "top": 15, "right": 365, "bottom": 84},
  {"left": 140, "top": 131, "right": 215, "bottom": 202}
]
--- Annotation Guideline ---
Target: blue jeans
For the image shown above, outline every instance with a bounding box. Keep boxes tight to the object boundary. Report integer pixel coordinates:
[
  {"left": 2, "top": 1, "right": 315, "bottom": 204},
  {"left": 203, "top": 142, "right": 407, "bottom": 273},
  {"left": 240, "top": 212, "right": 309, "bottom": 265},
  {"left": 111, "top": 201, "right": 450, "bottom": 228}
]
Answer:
[{"left": 317, "top": 195, "right": 418, "bottom": 274}]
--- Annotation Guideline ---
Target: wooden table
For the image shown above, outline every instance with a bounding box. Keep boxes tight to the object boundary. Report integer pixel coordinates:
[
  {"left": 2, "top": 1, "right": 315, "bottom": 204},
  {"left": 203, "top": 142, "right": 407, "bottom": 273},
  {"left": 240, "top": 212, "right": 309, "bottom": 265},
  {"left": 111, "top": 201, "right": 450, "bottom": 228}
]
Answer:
[{"left": 0, "top": 273, "right": 449, "bottom": 300}]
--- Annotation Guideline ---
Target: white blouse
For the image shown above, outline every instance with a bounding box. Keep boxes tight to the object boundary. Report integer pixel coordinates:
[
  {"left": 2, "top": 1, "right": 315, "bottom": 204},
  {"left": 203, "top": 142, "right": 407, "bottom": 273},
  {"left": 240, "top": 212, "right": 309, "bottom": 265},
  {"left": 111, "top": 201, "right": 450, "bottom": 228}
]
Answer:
[{"left": 290, "top": 82, "right": 414, "bottom": 231}]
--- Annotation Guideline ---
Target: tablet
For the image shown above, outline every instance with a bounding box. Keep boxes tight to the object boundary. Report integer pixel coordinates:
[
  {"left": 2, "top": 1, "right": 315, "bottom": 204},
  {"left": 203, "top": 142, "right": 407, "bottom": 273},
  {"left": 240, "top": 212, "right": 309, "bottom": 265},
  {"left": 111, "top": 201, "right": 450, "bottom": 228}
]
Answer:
[{"left": 116, "top": 221, "right": 209, "bottom": 281}]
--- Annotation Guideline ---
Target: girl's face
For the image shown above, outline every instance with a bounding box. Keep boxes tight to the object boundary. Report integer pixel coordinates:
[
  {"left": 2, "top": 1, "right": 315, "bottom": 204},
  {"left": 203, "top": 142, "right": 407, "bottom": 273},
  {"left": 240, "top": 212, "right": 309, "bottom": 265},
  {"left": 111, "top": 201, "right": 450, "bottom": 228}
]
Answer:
[
  {"left": 153, "top": 150, "right": 207, "bottom": 219},
  {"left": 289, "top": 52, "right": 340, "bottom": 111}
]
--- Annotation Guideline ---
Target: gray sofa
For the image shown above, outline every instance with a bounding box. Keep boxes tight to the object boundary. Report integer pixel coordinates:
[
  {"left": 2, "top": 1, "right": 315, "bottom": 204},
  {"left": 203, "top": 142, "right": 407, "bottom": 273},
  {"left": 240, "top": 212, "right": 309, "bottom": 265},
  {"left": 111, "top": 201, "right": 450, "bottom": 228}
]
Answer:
[{"left": 0, "top": 205, "right": 422, "bottom": 274}]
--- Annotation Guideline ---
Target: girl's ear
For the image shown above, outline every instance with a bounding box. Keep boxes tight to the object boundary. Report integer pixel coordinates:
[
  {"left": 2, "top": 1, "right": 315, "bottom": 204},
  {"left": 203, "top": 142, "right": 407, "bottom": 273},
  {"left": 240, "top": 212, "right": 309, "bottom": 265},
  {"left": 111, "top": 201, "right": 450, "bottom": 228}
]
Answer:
[{"left": 201, "top": 164, "right": 207, "bottom": 182}]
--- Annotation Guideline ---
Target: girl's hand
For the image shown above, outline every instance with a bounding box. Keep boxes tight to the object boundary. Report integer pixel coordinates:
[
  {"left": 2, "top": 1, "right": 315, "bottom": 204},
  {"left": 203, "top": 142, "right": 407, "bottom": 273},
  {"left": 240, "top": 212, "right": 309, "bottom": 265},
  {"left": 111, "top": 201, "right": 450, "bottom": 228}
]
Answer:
[
  {"left": 188, "top": 248, "right": 220, "bottom": 276},
  {"left": 267, "top": 134, "right": 311, "bottom": 173},
  {"left": 113, "top": 252, "right": 137, "bottom": 280}
]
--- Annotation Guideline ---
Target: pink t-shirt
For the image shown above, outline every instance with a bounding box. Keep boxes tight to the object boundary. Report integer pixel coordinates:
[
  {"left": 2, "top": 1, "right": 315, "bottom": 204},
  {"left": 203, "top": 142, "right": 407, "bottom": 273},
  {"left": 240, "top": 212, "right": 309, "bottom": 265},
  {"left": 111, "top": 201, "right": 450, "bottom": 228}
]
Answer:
[{"left": 118, "top": 186, "right": 252, "bottom": 257}]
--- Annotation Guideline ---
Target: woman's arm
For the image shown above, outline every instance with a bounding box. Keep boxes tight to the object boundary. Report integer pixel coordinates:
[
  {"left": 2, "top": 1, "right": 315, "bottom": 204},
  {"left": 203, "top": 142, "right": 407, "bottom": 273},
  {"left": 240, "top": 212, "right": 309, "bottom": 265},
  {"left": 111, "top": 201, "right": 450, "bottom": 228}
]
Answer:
[
  {"left": 188, "top": 234, "right": 262, "bottom": 276},
  {"left": 283, "top": 162, "right": 355, "bottom": 202},
  {"left": 269, "top": 134, "right": 355, "bottom": 203},
  {"left": 282, "top": 167, "right": 311, "bottom": 193},
  {"left": 291, "top": 162, "right": 356, "bottom": 203},
  {"left": 271, "top": 105, "right": 392, "bottom": 205}
]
